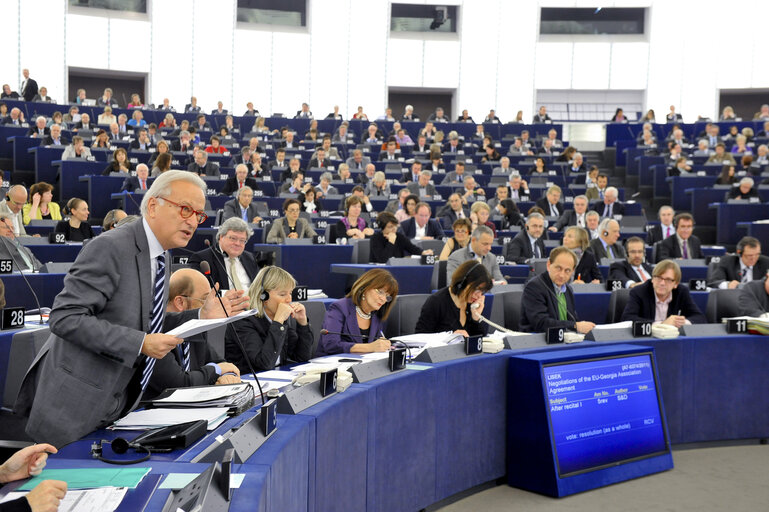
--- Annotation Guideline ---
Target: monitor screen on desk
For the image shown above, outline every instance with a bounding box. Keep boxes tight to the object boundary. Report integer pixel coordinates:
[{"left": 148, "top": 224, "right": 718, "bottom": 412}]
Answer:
[{"left": 542, "top": 352, "right": 668, "bottom": 477}]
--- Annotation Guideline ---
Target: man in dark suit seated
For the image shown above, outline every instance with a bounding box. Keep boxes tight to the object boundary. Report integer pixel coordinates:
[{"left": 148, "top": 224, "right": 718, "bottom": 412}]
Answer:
[
  {"left": 726, "top": 177, "right": 760, "bottom": 201},
  {"left": 532, "top": 106, "right": 552, "bottom": 124},
  {"left": 189, "top": 217, "right": 260, "bottom": 292},
  {"left": 129, "top": 128, "right": 155, "bottom": 151},
  {"left": 39, "top": 124, "right": 68, "bottom": 147},
  {"left": 655, "top": 213, "right": 703, "bottom": 262},
  {"left": 520, "top": 246, "right": 595, "bottom": 334},
  {"left": 646, "top": 205, "right": 675, "bottom": 246},
  {"left": 121, "top": 164, "right": 152, "bottom": 192},
  {"left": 0, "top": 213, "right": 43, "bottom": 271},
  {"left": 184, "top": 96, "right": 201, "bottom": 113},
  {"left": 1, "top": 107, "right": 25, "bottom": 126},
  {"left": 278, "top": 130, "right": 298, "bottom": 149},
  {"left": 187, "top": 150, "right": 220, "bottom": 177},
  {"left": 738, "top": 275, "right": 769, "bottom": 317},
  {"left": 222, "top": 187, "right": 262, "bottom": 224},
  {"left": 73, "top": 112, "right": 95, "bottom": 132},
  {"left": 399, "top": 202, "right": 444, "bottom": 240},
  {"left": 221, "top": 164, "right": 260, "bottom": 197},
  {"left": 307, "top": 147, "right": 330, "bottom": 169},
  {"left": 27, "top": 116, "right": 50, "bottom": 138},
  {"left": 346, "top": 149, "right": 371, "bottom": 171},
  {"left": 439, "top": 193, "right": 470, "bottom": 228},
  {"left": 708, "top": 236, "right": 769, "bottom": 289},
  {"left": 504, "top": 213, "right": 546, "bottom": 264},
  {"left": 401, "top": 161, "right": 423, "bottom": 183},
  {"left": 535, "top": 185, "right": 564, "bottom": 218},
  {"left": 194, "top": 114, "right": 211, "bottom": 131},
  {"left": 608, "top": 236, "right": 654, "bottom": 288},
  {"left": 442, "top": 131, "right": 464, "bottom": 154},
  {"left": 379, "top": 139, "right": 401, "bottom": 161},
  {"left": 621, "top": 259, "right": 706, "bottom": 326},
  {"left": 507, "top": 174, "right": 530, "bottom": 202},
  {"left": 407, "top": 170, "right": 439, "bottom": 199},
  {"left": 588, "top": 218, "right": 626, "bottom": 260},
  {"left": 145, "top": 268, "right": 243, "bottom": 399},
  {"left": 550, "top": 195, "right": 589, "bottom": 232},
  {"left": 171, "top": 130, "right": 193, "bottom": 152},
  {"left": 591, "top": 186, "right": 625, "bottom": 219},
  {"left": 441, "top": 160, "right": 468, "bottom": 185}
]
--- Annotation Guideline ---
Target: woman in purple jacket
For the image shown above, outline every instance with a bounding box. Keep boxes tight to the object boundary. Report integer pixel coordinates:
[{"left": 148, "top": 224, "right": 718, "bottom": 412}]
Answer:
[{"left": 316, "top": 269, "right": 399, "bottom": 355}]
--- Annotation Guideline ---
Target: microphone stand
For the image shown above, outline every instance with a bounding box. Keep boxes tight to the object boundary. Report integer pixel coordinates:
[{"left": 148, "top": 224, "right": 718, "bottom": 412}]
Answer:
[{"left": 0, "top": 236, "right": 46, "bottom": 324}]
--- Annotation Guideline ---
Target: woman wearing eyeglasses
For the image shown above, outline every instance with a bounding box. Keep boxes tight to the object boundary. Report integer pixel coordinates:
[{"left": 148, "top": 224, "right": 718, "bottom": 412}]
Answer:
[
  {"left": 316, "top": 269, "right": 399, "bottom": 355},
  {"left": 226, "top": 266, "right": 314, "bottom": 373},
  {"left": 266, "top": 198, "right": 317, "bottom": 244}
]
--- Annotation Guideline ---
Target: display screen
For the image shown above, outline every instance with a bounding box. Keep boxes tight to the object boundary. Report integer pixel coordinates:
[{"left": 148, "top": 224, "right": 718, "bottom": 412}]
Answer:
[{"left": 542, "top": 353, "right": 668, "bottom": 476}]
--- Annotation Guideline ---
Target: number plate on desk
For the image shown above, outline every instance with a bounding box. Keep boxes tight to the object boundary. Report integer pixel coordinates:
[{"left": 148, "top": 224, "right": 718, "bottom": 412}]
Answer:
[
  {"left": 0, "top": 259, "right": 12, "bottom": 274},
  {"left": 420, "top": 254, "right": 435, "bottom": 265},
  {"left": 465, "top": 335, "right": 483, "bottom": 355},
  {"left": 292, "top": 286, "right": 308, "bottom": 301},
  {"left": 633, "top": 321, "right": 652, "bottom": 337},
  {"left": 319, "top": 368, "right": 337, "bottom": 397},
  {"left": 1, "top": 307, "right": 25, "bottom": 330},
  {"left": 388, "top": 348, "right": 407, "bottom": 371},
  {"left": 547, "top": 327, "right": 565, "bottom": 344},
  {"left": 727, "top": 318, "right": 748, "bottom": 334},
  {"left": 172, "top": 256, "right": 189, "bottom": 265},
  {"left": 689, "top": 279, "right": 707, "bottom": 291},
  {"left": 259, "top": 398, "right": 277, "bottom": 436},
  {"left": 606, "top": 280, "right": 623, "bottom": 291}
]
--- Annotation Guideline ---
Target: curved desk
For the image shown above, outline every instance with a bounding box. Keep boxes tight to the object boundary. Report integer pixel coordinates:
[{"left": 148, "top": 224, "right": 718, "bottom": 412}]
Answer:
[{"left": 40, "top": 333, "right": 769, "bottom": 511}]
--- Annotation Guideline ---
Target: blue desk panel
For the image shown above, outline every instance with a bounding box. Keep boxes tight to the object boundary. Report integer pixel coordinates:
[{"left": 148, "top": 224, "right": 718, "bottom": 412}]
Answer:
[
  {"left": 711, "top": 202, "right": 768, "bottom": 245},
  {"left": 3, "top": 273, "right": 66, "bottom": 308},
  {"left": 254, "top": 244, "right": 354, "bottom": 298}
]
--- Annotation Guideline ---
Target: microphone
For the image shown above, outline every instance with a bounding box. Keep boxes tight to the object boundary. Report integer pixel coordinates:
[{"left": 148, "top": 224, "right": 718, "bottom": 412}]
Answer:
[
  {"left": 0, "top": 236, "right": 46, "bottom": 324},
  {"left": 199, "top": 260, "right": 266, "bottom": 405},
  {"left": 319, "top": 328, "right": 368, "bottom": 339}
]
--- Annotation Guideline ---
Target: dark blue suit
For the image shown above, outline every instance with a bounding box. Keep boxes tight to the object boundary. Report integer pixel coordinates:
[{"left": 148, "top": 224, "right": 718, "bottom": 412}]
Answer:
[{"left": 398, "top": 217, "right": 445, "bottom": 239}]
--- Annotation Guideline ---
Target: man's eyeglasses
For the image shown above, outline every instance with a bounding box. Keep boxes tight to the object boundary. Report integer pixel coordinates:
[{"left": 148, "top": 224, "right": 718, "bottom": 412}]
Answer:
[
  {"left": 223, "top": 235, "right": 247, "bottom": 245},
  {"left": 159, "top": 197, "right": 208, "bottom": 224},
  {"left": 181, "top": 295, "right": 206, "bottom": 305},
  {"left": 653, "top": 276, "right": 677, "bottom": 285}
]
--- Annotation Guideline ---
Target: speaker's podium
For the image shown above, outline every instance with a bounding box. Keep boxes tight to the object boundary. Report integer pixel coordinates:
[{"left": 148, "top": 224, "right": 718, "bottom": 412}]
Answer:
[{"left": 507, "top": 344, "right": 673, "bottom": 497}]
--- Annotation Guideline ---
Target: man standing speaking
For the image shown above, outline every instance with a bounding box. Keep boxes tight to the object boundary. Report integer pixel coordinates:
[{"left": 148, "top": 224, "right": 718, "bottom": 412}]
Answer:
[{"left": 16, "top": 170, "right": 247, "bottom": 446}]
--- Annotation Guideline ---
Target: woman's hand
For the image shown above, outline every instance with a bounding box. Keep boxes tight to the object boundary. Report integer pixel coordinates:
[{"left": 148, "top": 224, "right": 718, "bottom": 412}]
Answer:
[
  {"left": 369, "top": 338, "right": 391, "bottom": 352},
  {"left": 31, "top": 193, "right": 41, "bottom": 206},
  {"left": 362, "top": 227, "right": 374, "bottom": 237},
  {"left": 289, "top": 302, "right": 308, "bottom": 325},
  {"left": 469, "top": 295, "right": 485, "bottom": 322},
  {"left": 385, "top": 232, "right": 397, "bottom": 244}
]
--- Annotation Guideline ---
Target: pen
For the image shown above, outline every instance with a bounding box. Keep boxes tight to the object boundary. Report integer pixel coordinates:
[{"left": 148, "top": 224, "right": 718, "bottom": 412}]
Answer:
[{"left": 677, "top": 310, "right": 682, "bottom": 316}]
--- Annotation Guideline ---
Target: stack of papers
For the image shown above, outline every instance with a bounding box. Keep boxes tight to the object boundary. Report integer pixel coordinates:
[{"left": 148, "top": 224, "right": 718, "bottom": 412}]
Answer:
[
  {"left": 307, "top": 289, "right": 328, "bottom": 299},
  {"left": 151, "top": 383, "right": 253, "bottom": 409},
  {"left": 112, "top": 408, "right": 230, "bottom": 431},
  {"left": 1, "top": 488, "right": 127, "bottom": 512},
  {"left": 391, "top": 331, "right": 464, "bottom": 348},
  {"left": 723, "top": 315, "right": 769, "bottom": 335},
  {"left": 166, "top": 308, "right": 258, "bottom": 338},
  {"left": 18, "top": 467, "right": 150, "bottom": 490}
]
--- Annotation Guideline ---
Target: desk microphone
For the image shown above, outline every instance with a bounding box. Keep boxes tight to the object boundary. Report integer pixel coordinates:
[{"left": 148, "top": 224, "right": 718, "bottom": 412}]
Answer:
[
  {"left": 198, "top": 260, "right": 266, "bottom": 405},
  {"left": 0, "top": 237, "right": 46, "bottom": 324}
]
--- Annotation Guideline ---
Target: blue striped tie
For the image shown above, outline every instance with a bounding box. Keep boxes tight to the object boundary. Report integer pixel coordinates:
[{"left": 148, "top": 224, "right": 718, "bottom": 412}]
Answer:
[
  {"left": 182, "top": 341, "right": 190, "bottom": 371},
  {"left": 140, "top": 254, "right": 166, "bottom": 392}
]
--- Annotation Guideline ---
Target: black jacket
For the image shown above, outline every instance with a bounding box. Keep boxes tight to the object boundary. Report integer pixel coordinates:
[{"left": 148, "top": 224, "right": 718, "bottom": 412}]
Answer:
[
  {"left": 655, "top": 235, "right": 703, "bottom": 262},
  {"left": 369, "top": 232, "right": 422, "bottom": 263},
  {"left": 520, "top": 272, "right": 578, "bottom": 332},
  {"left": 504, "top": 230, "right": 546, "bottom": 264},
  {"left": 226, "top": 314, "right": 313, "bottom": 373},
  {"left": 188, "top": 245, "right": 259, "bottom": 292},
  {"left": 145, "top": 334, "right": 222, "bottom": 400},
  {"left": 621, "top": 280, "right": 706, "bottom": 324},
  {"left": 708, "top": 254, "right": 769, "bottom": 288},
  {"left": 608, "top": 260, "right": 654, "bottom": 287}
]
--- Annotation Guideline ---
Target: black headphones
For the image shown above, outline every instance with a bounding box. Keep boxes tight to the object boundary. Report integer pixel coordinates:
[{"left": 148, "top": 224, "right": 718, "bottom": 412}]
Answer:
[
  {"left": 91, "top": 438, "right": 151, "bottom": 465},
  {"left": 258, "top": 266, "right": 276, "bottom": 302},
  {"left": 452, "top": 262, "right": 482, "bottom": 296},
  {"left": 603, "top": 230, "right": 609, "bottom": 237}
]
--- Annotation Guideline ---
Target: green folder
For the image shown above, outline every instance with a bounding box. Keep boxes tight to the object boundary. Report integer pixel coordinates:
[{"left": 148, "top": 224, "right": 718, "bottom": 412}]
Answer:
[{"left": 19, "top": 467, "right": 151, "bottom": 491}]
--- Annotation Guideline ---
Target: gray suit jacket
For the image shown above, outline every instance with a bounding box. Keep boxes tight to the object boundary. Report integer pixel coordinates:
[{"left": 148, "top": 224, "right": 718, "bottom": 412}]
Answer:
[
  {"left": 345, "top": 156, "right": 371, "bottom": 171},
  {"left": 407, "top": 182, "right": 438, "bottom": 198},
  {"left": 446, "top": 246, "right": 504, "bottom": 283},
  {"left": 222, "top": 199, "right": 261, "bottom": 223},
  {"left": 15, "top": 219, "right": 196, "bottom": 446}
]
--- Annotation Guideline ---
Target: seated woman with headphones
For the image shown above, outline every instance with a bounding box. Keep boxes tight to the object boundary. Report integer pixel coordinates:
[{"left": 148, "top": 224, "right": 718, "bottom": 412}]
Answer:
[
  {"left": 316, "top": 268, "right": 398, "bottom": 355},
  {"left": 225, "top": 266, "right": 314, "bottom": 373},
  {"left": 54, "top": 198, "right": 95, "bottom": 241},
  {"left": 415, "top": 260, "right": 493, "bottom": 337}
]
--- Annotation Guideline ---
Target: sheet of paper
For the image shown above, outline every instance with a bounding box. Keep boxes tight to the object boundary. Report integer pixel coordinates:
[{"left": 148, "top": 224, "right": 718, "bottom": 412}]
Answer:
[
  {"left": 111, "top": 407, "right": 229, "bottom": 430},
  {"left": 159, "top": 473, "right": 245, "bottom": 490},
  {"left": 254, "top": 370, "right": 298, "bottom": 381},
  {"left": 1, "top": 488, "right": 128, "bottom": 511},
  {"left": 19, "top": 468, "right": 150, "bottom": 491},
  {"left": 153, "top": 383, "right": 250, "bottom": 403},
  {"left": 166, "top": 308, "right": 258, "bottom": 338},
  {"left": 243, "top": 379, "right": 291, "bottom": 393},
  {"left": 592, "top": 321, "right": 633, "bottom": 330}
]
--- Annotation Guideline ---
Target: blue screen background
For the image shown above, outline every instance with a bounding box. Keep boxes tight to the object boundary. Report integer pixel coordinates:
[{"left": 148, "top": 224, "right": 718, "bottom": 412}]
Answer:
[{"left": 543, "top": 353, "right": 667, "bottom": 476}]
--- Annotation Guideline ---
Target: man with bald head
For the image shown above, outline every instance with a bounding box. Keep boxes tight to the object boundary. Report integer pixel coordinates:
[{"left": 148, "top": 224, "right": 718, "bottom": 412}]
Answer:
[
  {"left": 0, "top": 185, "right": 29, "bottom": 236},
  {"left": 222, "top": 163, "right": 260, "bottom": 196},
  {"left": 121, "top": 164, "right": 151, "bottom": 192},
  {"left": 591, "top": 186, "right": 625, "bottom": 218},
  {"left": 144, "top": 268, "right": 241, "bottom": 399}
]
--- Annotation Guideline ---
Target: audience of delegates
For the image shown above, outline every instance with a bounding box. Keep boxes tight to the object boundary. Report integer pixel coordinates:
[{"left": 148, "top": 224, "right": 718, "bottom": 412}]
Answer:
[
  {"left": 520, "top": 247, "right": 595, "bottom": 334},
  {"left": 227, "top": 266, "right": 313, "bottom": 372},
  {"left": 415, "top": 260, "right": 493, "bottom": 336},
  {"left": 621, "top": 259, "right": 706, "bottom": 326},
  {"left": 22, "top": 181, "right": 61, "bottom": 224},
  {"left": 54, "top": 198, "right": 94, "bottom": 241},
  {"left": 317, "top": 269, "right": 398, "bottom": 355},
  {"left": 266, "top": 199, "right": 316, "bottom": 243}
]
